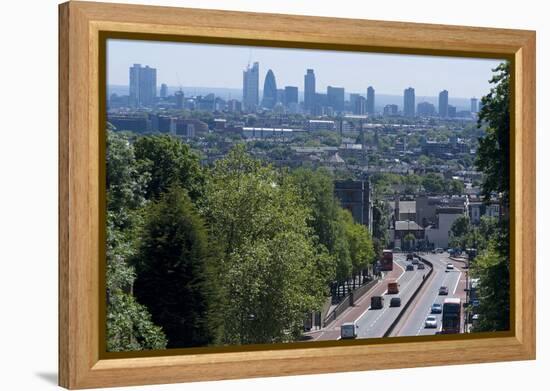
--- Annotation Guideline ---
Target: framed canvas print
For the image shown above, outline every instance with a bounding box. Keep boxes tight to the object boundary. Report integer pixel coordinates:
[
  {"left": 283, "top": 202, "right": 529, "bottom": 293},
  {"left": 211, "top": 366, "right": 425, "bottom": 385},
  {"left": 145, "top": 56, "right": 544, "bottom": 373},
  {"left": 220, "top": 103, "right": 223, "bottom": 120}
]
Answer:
[{"left": 58, "top": 1, "right": 536, "bottom": 389}]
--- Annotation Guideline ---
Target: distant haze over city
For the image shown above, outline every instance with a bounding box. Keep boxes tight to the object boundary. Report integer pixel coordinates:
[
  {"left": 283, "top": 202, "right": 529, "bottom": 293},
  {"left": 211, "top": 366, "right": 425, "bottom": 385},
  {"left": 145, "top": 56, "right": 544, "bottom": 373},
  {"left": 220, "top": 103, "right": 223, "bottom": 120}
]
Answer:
[{"left": 107, "top": 39, "right": 502, "bottom": 103}]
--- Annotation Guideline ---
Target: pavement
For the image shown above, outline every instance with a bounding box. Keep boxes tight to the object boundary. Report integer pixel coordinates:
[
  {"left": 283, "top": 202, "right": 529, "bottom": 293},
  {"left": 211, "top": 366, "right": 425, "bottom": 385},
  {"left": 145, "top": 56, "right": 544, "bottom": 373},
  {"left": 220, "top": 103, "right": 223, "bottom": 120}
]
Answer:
[{"left": 390, "top": 253, "right": 468, "bottom": 336}]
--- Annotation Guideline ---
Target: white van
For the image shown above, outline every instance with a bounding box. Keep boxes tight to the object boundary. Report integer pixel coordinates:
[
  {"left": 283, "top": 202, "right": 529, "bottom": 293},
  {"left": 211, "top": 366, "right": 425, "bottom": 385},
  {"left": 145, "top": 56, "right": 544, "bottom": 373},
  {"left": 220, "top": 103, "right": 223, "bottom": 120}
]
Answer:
[{"left": 340, "top": 322, "right": 358, "bottom": 339}]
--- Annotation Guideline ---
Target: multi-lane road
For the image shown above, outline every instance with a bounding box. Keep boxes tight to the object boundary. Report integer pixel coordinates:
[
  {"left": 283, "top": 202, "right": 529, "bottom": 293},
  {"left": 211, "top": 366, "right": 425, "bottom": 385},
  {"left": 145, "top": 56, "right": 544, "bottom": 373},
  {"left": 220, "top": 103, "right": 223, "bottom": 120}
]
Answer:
[
  {"left": 305, "top": 251, "right": 467, "bottom": 341},
  {"left": 391, "top": 253, "right": 467, "bottom": 336},
  {"left": 306, "top": 254, "right": 429, "bottom": 341},
  {"left": 355, "top": 254, "right": 427, "bottom": 338}
]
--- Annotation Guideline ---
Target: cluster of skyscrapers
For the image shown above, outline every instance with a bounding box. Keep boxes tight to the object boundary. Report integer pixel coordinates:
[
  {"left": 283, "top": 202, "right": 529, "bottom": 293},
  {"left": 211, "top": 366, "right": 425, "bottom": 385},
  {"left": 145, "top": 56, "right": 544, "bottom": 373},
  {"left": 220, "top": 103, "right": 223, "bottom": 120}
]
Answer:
[
  {"left": 243, "top": 63, "right": 375, "bottom": 116},
  {"left": 125, "top": 62, "right": 481, "bottom": 118}
]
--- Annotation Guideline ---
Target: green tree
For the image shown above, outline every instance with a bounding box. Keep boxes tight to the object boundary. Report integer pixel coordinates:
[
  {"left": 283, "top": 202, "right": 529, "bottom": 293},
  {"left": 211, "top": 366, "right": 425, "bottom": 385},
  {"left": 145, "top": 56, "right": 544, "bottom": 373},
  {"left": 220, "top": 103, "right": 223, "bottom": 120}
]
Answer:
[
  {"left": 422, "top": 173, "right": 446, "bottom": 194},
  {"left": 202, "top": 146, "right": 327, "bottom": 344},
  {"left": 290, "top": 168, "right": 353, "bottom": 283},
  {"left": 134, "top": 135, "right": 205, "bottom": 200},
  {"left": 105, "top": 130, "right": 167, "bottom": 352},
  {"left": 133, "top": 186, "right": 215, "bottom": 348},
  {"left": 447, "top": 179, "right": 465, "bottom": 195},
  {"left": 470, "top": 240, "right": 510, "bottom": 332},
  {"left": 476, "top": 62, "right": 510, "bottom": 204},
  {"left": 341, "top": 209, "right": 375, "bottom": 275},
  {"left": 471, "top": 62, "right": 511, "bottom": 332}
]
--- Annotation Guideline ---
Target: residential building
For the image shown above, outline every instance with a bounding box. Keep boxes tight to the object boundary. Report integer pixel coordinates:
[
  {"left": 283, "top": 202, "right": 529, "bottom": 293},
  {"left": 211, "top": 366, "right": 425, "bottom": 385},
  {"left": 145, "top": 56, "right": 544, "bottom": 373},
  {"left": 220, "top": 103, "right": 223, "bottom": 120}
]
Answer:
[
  {"left": 354, "top": 96, "right": 367, "bottom": 115},
  {"left": 439, "top": 89, "right": 449, "bottom": 117},
  {"left": 383, "top": 104, "right": 399, "bottom": 116},
  {"left": 417, "top": 101, "right": 436, "bottom": 116},
  {"left": 129, "top": 64, "right": 157, "bottom": 107},
  {"left": 334, "top": 179, "right": 373, "bottom": 232},
  {"left": 403, "top": 87, "right": 415, "bottom": 117},
  {"left": 470, "top": 97, "right": 478, "bottom": 113},
  {"left": 367, "top": 86, "right": 375, "bottom": 114},
  {"left": 159, "top": 83, "right": 168, "bottom": 99}
]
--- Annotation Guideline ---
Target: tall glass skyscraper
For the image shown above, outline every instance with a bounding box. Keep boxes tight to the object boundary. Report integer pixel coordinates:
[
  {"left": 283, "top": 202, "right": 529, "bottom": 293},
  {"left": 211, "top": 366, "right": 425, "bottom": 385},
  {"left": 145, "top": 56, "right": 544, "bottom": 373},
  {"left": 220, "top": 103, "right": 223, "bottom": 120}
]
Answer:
[
  {"left": 439, "top": 90, "right": 449, "bottom": 117},
  {"left": 367, "top": 86, "right": 375, "bottom": 115},
  {"left": 129, "top": 64, "right": 157, "bottom": 107},
  {"left": 304, "top": 69, "right": 316, "bottom": 112},
  {"left": 261, "top": 69, "right": 278, "bottom": 109},
  {"left": 242, "top": 62, "right": 259, "bottom": 112},
  {"left": 403, "top": 87, "right": 415, "bottom": 117}
]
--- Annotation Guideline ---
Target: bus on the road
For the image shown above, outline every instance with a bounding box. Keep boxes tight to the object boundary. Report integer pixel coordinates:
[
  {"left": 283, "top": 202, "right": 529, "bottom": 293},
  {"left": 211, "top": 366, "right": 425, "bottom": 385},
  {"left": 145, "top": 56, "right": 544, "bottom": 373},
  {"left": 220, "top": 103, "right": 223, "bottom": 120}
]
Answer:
[
  {"left": 380, "top": 249, "right": 393, "bottom": 271},
  {"left": 441, "top": 298, "right": 462, "bottom": 334}
]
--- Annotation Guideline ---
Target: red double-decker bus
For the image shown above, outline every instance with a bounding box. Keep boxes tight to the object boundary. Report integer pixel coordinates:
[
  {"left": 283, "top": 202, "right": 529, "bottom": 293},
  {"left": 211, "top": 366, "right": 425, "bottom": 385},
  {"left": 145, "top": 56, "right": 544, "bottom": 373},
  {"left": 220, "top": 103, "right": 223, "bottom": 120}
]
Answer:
[
  {"left": 441, "top": 298, "right": 462, "bottom": 334},
  {"left": 380, "top": 249, "right": 393, "bottom": 271}
]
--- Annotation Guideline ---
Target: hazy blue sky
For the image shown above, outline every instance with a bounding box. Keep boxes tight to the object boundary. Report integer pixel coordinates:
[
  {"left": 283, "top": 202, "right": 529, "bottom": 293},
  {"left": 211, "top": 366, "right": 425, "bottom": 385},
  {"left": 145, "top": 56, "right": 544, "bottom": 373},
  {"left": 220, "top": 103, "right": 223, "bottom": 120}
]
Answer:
[{"left": 107, "top": 39, "right": 503, "bottom": 99}]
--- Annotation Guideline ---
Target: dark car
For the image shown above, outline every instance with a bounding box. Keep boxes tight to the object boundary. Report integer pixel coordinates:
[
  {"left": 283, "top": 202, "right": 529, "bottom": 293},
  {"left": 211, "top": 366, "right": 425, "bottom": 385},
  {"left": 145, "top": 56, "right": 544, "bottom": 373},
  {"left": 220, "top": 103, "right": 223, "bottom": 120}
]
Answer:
[
  {"left": 406, "top": 264, "right": 414, "bottom": 271},
  {"left": 371, "top": 295, "right": 384, "bottom": 309},
  {"left": 431, "top": 303, "right": 442, "bottom": 313},
  {"left": 439, "top": 286, "right": 449, "bottom": 295},
  {"left": 406, "top": 253, "right": 414, "bottom": 261},
  {"left": 417, "top": 263, "right": 425, "bottom": 270},
  {"left": 390, "top": 297, "right": 402, "bottom": 307}
]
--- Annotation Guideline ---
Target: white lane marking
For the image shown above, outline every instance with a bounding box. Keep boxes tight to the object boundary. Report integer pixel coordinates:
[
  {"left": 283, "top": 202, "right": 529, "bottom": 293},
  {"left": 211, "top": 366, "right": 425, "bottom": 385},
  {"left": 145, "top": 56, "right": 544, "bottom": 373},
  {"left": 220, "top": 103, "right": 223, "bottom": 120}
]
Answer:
[
  {"left": 453, "top": 271, "right": 462, "bottom": 295},
  {"left": 369, "top": 306, "right": 389, "bottom": 327},
  {"left": 355, "top": 306, "right": 372, "bottom": 324}
]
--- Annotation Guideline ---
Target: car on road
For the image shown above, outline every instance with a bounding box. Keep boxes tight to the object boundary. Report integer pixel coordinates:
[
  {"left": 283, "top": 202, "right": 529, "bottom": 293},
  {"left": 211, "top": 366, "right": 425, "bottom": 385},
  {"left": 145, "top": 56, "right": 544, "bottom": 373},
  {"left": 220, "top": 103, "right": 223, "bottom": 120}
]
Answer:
[
  {"left": 406, "top": 253, "right": 414, "bottom": 261},
  {"left": 434, "top": 248, "right": 444, "bottom": 253},
  {"left": 439, "top": 286, "right": 449, "bottom": 295},
  {"left": 371, "top": 295, "right": 384, "bottom": 309},
  {"left": 406, "top": 264, "right": 414, "bottom": 271},
  {"left": 390, "top": 297, "right": 401, "bottom": 307},
  {"left": 425, "top": 315, "right": 438, "bottom": 328},
  {"left": 431, "top": 303, "right": 442, "bottom": 314},
  {"left": 445, "top": 263, "right": 454, "bottom": 272},
  {"left": 340, "top": 322, "right": 358, "bottom": 339},
  {"left": 387, "top": 280, "right": 399, "bottom": 294},
  {"left": 417, "top": 263, "right": 425, "bottom": 270},
  {"left": 394, "top": 247, "right": 402, "bottom": 252}
]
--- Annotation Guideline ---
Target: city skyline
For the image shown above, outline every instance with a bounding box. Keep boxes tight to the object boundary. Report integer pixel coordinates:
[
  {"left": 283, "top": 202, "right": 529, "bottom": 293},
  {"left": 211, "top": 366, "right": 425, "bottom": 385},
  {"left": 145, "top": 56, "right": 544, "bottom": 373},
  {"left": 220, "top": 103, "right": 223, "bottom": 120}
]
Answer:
[{"left": 107, "top": 39, "right": 502, "bottom": 99}]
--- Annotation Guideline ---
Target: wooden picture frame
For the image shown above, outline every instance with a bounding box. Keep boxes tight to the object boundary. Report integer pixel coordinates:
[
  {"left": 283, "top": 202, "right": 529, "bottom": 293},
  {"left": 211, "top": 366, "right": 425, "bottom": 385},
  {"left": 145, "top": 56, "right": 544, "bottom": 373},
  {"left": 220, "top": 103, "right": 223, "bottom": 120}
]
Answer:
[{"left": 59, "top": 1, "right": 536, "bottom": 389}]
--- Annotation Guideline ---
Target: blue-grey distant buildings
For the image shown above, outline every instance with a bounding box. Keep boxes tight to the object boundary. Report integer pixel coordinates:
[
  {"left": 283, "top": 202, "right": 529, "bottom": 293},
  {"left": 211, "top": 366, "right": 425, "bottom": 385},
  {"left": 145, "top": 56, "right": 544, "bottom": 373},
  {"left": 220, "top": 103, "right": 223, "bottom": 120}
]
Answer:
[
  {"left": 470, "top": 97, "right": 478, "bottom": 113},
  {"left": 129, "top": 64, "right": 157, "bottom": 107},
  {"left": 261, "top": 69, "right": 278, "bottom": 109},
  {"left": 304, "top": 69, "right": 316, "bottom": 112},
  {"left": 367, "top": 86, "right": 375, "bottom": 114},
  {"left": 284, "top": 86, "right": 298, "bottom": 106},
  {"left": 417, "top": 101, "right": 436, "bottom": 116},
  {"left": 243, "top": 62, "right": 259, "bottom": 112},
  {"left": 327, "top": 86, "right": 345, "bottom": 112},
  {"left": 354, "top": 95, "right": 367, "bottom": 115},
  {"left": 439, "top": 89, "right": 449, "bottom": 117},
  {"left": 159, "top": 83, "right": 168, "bottom": 99},
  {"left": 403, "top": 87, "right": 415, "bottom": 117},
  {"left": 383, "top": 104, "right": 399, "bottom": 116}
]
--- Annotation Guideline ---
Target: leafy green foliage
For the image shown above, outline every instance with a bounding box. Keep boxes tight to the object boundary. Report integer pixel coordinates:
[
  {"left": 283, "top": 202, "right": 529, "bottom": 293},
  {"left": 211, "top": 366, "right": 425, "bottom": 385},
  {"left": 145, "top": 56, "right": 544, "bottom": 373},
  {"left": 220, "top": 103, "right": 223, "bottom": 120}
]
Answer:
[
  {"left": 202, "top": 146, "right": 328, "bottom": 344},
  {"left": 106, "top": 130, "right": 167, "bottom": 352},
  {"left": 341, "top": 210, "right": 375, "bottom": 275},
  {"left": 469, "top": 62, "right": 510, "bottom": 332},
  {"left": 134, "top": 135, "right": 205, "bottom": 200},
  {"left": 476, "top": 62, "right": 510, "bottom": 204},
  {"left": 133, "top": 187, "right": 215, "bottom": 348},
  {"left": 470, "top": 240, "right": 510, "bottom": 332}
]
